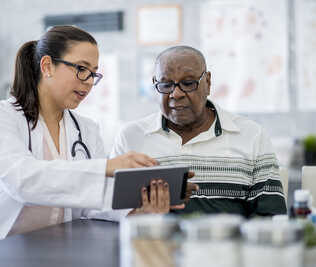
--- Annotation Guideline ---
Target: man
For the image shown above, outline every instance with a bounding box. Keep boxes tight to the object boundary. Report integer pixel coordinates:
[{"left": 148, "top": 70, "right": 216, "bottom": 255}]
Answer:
[{"left": 111, "top": 46, "right": 286, "bottom": 217}]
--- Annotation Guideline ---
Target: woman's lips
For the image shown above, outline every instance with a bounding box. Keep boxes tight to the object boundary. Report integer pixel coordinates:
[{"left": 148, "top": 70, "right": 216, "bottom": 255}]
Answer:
[{"left": 74, "top": 90, "right": 87, "bottom": 100}]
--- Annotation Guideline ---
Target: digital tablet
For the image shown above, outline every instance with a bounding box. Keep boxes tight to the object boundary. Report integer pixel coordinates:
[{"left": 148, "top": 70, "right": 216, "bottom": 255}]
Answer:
[{"left": 112, "top": 165, "right": 190, "bottom": 209}]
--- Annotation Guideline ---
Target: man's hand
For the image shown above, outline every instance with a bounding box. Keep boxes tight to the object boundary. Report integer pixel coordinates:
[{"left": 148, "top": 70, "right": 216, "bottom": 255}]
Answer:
[
  {"left": 184, "top": 171, "right": 199, "bottom": 203},
  {"left": 106, "top": 151, "right": 158, "bottom": 177},
  {"left": 128, "top": 172, "right": 199, "bottom": 215},
  {"left": 128, "top": 179, "right": 171, "bottom": 215},
  {"left": 168, "top": 172, "right": 198, "bottom": 210}
]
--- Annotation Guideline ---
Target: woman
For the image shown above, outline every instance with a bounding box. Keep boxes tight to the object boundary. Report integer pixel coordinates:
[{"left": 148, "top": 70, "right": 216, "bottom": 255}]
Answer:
[{"left": 0, "top": 26, "right": 176, "bottom": 239}]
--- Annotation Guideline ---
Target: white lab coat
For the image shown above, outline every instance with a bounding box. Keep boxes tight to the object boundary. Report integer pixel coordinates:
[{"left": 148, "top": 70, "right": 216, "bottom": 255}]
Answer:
[{"left": 0, "top": 98, "right": 108, "bottom": 239}]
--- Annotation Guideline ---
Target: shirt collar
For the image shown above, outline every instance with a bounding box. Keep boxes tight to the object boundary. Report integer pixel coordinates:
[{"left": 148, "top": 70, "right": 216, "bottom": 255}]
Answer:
[
  {"left": 211, "top": 101, "right": 240, "bottom": 133},
  {"left": 144, "top": 112, "right": 164, "bottom": 135},
  {"left": 145, "top": 100, "right": 240, "bottom": 135}
]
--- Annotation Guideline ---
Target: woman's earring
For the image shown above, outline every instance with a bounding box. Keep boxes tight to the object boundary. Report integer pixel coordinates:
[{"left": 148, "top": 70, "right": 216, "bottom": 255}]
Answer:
[{"left": 47, "top": 74, "right": 51, "bottom": 78}]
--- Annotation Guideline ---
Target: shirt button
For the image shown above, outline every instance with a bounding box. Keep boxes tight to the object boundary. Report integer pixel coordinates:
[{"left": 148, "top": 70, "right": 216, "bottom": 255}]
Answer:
[{"left": 180, "top": 146, "right": 190, "bottom": 154}]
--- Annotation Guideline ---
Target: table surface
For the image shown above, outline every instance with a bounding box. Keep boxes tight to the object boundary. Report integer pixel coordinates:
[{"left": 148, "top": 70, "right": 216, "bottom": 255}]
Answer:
[
  {"left": 0, "top": 219, "right": 119, "bottom": 267},
  {"left": 0, "top": 219, "right": 315, "bottom": 267}
]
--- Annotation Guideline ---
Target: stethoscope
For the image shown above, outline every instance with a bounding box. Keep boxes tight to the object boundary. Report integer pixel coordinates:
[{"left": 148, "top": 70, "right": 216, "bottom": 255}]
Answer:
[{"left": 27, "top": 110, "right": 91, "bottom": 159}]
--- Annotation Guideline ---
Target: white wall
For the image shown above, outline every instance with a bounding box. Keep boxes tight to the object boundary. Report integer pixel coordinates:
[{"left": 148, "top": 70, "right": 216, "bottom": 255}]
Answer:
[{"left": 1, "top": 0, "right": 315, "bottom": 161}]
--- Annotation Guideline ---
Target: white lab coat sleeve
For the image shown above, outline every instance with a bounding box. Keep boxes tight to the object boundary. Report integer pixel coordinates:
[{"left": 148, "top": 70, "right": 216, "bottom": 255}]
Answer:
[
  {"left": 79, "top": 123, "right": 111, "bottom": 217},
  {"left": 83, "top": 129, "right": 132, "bottom": 221},
  {"left": 0, "top": 105, "right": 107, "bottom": 210}
]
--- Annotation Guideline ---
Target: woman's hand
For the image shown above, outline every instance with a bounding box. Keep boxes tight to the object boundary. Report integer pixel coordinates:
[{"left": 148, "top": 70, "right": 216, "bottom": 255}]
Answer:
[{"left": 106, "top": 151, "right": 158, "bottom": 177}]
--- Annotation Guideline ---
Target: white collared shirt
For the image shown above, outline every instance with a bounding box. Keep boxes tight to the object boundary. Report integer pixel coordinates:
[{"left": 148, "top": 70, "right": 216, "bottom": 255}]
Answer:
[{"left": 109, "top": 101, "right": 286, "bottom": 218}]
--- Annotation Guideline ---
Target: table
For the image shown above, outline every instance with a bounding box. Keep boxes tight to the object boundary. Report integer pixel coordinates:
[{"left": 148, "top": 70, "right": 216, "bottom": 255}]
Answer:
[
  {"left": 0, "top": 219, "right": 315, "bottom": 267},
  {"left": 0, "top": 219, "right": 119, "bottom": 267}
]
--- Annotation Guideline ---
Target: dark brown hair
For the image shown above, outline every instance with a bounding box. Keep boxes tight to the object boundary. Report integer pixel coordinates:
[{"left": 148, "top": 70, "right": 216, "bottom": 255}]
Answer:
[{"left": 11, "top": 25, "right": 97, "bottom": 129}]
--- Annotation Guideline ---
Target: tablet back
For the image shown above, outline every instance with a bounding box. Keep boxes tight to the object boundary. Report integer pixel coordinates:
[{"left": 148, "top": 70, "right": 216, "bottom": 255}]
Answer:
[{"left": 112, "top": 165, "right": 189, "bottom": 209}]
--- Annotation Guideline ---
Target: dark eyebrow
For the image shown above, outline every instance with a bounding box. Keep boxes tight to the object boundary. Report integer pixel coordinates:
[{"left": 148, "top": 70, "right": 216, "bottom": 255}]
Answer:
[{"left": 75, "top": 60, "right": 98, "bottom": 71}]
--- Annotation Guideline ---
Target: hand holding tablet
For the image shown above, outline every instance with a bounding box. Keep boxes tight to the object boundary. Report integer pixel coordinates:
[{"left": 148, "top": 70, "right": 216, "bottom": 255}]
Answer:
[{"left": 112, "top": 165, "right": 193, "bottom": 210}]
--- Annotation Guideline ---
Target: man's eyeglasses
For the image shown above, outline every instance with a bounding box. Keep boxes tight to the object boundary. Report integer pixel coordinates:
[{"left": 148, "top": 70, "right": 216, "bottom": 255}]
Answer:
[
  {"left": 52, "top": 58, "right": 103, "bottom": 86},
  {"left": 153, "top": 71, "right": 206, "bottom": 94}
]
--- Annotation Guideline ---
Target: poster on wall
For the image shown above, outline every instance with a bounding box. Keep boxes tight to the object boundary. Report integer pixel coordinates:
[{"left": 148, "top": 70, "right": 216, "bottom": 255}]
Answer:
[
  {"left": 75, "top": 53, "right": 119, "bottom": 153},
  {"left": 296, "top": 0, "right": 316, "bottom": 111},
  {"left": 200, "top": 0, "right": 289, "bottom": 113},
  {"left": 137, "top": 5, "right": 182, "bottom": 45}
]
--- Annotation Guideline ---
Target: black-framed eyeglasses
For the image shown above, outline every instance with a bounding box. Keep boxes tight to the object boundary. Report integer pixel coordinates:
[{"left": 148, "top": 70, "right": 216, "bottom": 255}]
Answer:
[
  {"left": 153, "top": 70, "right": 206, "bottom": 94},
  {"left": 52, "top": 58, "right": 103, "bottom": 86}
]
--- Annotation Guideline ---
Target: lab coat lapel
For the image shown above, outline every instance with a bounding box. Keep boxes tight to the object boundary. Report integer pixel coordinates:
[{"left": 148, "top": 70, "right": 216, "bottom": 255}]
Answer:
[
  {"left": 56, "top": 110, "right": 78, "bottom": 223},
  {"left": 64, "top": 110, "right": 80, "bottom": 160},
  {"left": 30, "top": 122, "right": 44, "bottom": 159},
  {"left": 8, "top": 97, "right": 43, "bottom": 159},
  {"left": 19, "top": 113, "right": 44, "bottom": 159}
]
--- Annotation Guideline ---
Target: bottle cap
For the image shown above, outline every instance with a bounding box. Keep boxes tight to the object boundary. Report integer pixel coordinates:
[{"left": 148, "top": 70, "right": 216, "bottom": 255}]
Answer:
[
  {"left": 241, "top": 219, "right": 303, "bottom": 245},
  {"left": 294, "top": 189, "right": 311, "bottom": 202},
  {"left": 272, "top": 215, "right": 289, "bottom": 222},
  {"left": 180, "top": 214, "right": 243, "bottom": 241},
  {"left": 121, "top": 214, "right": 179, "bottom": 240}
]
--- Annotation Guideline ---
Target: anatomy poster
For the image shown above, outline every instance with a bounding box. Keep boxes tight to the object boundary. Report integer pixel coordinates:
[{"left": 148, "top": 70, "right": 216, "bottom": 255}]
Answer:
[
  {"left": 296, "top": 0, "right": 316, "bottom": 111},
  {"left": 201, "top": 0, "right": 289, "bottom": 112}
]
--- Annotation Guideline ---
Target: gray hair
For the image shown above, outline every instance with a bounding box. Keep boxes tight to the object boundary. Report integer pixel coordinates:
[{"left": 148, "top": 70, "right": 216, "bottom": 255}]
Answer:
[{"left": 155, "top": 45, "right": 206, "bottom": 70}]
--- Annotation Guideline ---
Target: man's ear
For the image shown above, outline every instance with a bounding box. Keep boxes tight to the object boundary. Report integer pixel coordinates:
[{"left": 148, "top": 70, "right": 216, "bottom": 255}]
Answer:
[
  {"left": 205, "top": 71, "right": 211, "bottom": 96},
  {"left": 40, "top": 55, "right": 54, "bottom": 78}
]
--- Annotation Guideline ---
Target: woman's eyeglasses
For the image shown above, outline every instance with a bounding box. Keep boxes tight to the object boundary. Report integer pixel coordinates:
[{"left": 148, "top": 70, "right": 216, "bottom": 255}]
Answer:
[{"left": 52, "top": 58, "right": 103, "bottom": 86}]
